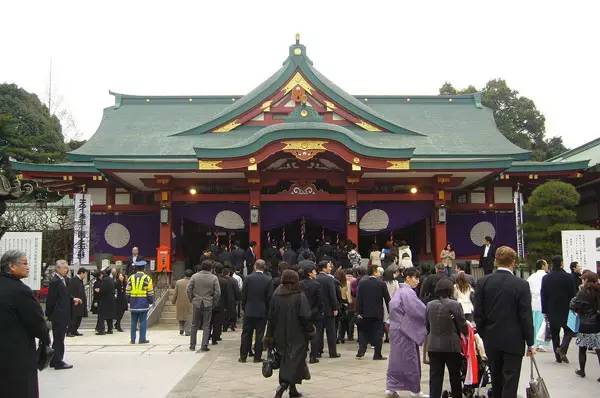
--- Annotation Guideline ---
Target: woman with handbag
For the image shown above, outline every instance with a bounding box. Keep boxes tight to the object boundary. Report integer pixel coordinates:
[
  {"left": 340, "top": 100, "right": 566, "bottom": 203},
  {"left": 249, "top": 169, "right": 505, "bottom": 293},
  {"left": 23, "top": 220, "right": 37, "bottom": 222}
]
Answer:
[
  {"left": 426, "top": 278, "right": 468, "bottom": 398},
  {"left": 265, "top": 269, "right": 314, "bottom": 398},
  {"left": 570, "top": 270, "right": 600, "bottom": 381}
]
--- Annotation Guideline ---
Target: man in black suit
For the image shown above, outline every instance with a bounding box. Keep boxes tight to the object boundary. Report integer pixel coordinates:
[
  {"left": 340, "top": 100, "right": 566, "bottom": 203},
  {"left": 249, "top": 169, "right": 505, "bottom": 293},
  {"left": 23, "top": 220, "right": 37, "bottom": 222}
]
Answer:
[
  {"left": 67, "top": 267, "right": 88, "bottom": 336},
  {"left": 419, "top": 263, "right": 450, "bottom": 304},
  {"left": 298, "top": 250, "right": 316, "bottom": 272},
  {"left": 239, "top": 259, "right": 273, "bottom": 363},
  {"left": 315, "top": 260, "right": 340, "bottom": 358},
  {"left": 479, "top": 236, "right": 496, "bottom": 275},
  {"left": 230, "top": 241, "right": 245, "bottom": 272},
  {"left": 46, "top": 260, "right": 82, "bottom": 369},
  {"left": 282, "top": 242, "right": 297, "bottom": 265},
  {"left": 474, "top": 246, "right": 534, "bottom": 398},
  {"left": 356, "top": 265, "right": 391, "bottom": 360},
  {"left": 211, "top": 263, "right": 233, "bottom": 345},
  {"left": 125, "top": 246, "right": 144, "bottom": 276},
  {"left": 244, "top": 241, "right": 257, "bottom": 276},
  {"left": 316, "top": 237, "right": 335, "bottom": 262},
  {"left": 300, "top": 264, "right": 323, "bottom": 363},
  {"left": 541, "top": 255, "right": 577, "bottom": 363}
]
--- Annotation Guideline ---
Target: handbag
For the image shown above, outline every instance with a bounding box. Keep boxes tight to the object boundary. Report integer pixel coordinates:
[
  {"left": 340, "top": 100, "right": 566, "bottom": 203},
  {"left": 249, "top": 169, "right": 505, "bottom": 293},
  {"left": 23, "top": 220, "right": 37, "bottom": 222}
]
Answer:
[
  {"left": 526, "top": 356, "right": 550, "bottom": 398},
  {"left": 261, "top": 347, "right": 280, "bottom": 378},
  {"left": 37, "top": 343, "right": 55, "bottom": 371}
]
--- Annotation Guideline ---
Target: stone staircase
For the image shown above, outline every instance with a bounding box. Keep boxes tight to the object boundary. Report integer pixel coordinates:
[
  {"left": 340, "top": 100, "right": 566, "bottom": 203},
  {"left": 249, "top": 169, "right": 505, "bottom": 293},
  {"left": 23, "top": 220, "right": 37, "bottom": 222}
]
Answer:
[
  {"left": 80, "top": 310, "right": 131, "bottom": 330},
  {"left": 156, "top": 289, "right": 179, "bottom": 328}
]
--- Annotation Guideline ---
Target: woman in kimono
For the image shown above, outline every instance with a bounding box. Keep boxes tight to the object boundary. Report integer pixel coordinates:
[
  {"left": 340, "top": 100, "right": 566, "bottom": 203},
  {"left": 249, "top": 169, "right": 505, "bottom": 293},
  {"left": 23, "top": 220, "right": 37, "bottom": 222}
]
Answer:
[
  {"left": 385, "top": 267, "right": 428, "bottom": 398},
  {"left": 265, "top": 269, "right": 314, "bottom": 398}
]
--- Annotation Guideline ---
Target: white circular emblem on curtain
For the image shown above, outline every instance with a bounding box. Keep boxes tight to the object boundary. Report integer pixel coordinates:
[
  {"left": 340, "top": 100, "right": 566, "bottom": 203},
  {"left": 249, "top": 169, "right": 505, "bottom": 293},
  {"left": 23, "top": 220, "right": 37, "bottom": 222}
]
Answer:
[
  {"left": 359, "top": 209, "right": 389, "bottom": 232},
  {"left": 470, "top": 221, "right": 496, "bottom": 246},
  {"left": 215, "top": 210, "right": 245, "bottom": 230},
  {"left": 105, "top": 222, "right": 131, "bottom": 249}
]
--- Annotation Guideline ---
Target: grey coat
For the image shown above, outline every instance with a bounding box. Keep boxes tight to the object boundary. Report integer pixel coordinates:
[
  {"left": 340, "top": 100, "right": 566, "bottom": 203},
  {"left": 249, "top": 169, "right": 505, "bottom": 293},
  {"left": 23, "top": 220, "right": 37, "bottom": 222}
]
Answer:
[
  {"left": 187, "top": 271, "right": 221, "bottom": 309},
  {"left": 426, "top": 298, "right": 467, "bottom": 353}
]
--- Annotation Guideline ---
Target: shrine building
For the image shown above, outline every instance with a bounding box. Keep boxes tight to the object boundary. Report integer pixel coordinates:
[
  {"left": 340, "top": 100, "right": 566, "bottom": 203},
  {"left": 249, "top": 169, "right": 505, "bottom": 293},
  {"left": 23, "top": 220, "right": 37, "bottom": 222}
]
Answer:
[{"left": 14, "top": 38, "right": 594, "bottom": 268}]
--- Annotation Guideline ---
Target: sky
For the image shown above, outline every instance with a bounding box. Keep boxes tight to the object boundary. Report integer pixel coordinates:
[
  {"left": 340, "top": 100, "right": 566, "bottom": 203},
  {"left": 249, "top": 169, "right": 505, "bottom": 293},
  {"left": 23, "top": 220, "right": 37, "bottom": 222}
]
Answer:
[{"left": 1, "top": 0, "right": 599, "bottom": 149}]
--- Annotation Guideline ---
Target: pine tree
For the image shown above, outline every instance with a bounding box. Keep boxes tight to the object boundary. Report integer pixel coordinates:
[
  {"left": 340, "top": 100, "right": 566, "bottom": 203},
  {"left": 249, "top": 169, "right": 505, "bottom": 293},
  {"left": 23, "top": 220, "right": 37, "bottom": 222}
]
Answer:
[{"left": 522, "top": 181, "right": 589, "bottom": 266}]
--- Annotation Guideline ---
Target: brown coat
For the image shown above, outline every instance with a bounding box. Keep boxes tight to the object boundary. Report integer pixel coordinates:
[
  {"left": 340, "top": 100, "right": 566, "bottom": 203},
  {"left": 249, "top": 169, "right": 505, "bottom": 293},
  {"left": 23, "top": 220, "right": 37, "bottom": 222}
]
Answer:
[{"left": 172, "top": 277, "right": 192, "bottom": 321}]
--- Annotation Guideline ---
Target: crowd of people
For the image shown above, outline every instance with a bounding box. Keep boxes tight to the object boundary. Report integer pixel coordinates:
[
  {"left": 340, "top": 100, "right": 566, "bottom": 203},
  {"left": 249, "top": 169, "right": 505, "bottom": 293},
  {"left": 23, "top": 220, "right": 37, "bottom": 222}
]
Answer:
[{"left": 2, "top": 235, "right": 600, "bottom": 398}]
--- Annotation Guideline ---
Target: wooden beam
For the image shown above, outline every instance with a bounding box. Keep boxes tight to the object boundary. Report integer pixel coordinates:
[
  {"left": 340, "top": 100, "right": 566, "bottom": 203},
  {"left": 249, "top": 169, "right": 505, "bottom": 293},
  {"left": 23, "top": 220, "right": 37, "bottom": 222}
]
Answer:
[
  {"left": 357, "top": 193, "right": 434, "bottom": 201},
  {"left": 171, "top": 192, "right": 250, "bottom": 202}
]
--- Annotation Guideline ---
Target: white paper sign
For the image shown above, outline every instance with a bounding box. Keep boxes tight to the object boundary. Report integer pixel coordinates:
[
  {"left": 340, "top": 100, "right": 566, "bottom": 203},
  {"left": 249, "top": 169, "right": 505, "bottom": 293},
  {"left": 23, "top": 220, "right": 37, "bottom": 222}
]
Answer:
[
  {"left": 0, "top": 231, "right": 43, "bottom": 290},
  {"left": 73, "top": 193, "right": 91, "bottom": 265},
  {"left": 561, "top": 230, "right": 600, "bottom": 273}
]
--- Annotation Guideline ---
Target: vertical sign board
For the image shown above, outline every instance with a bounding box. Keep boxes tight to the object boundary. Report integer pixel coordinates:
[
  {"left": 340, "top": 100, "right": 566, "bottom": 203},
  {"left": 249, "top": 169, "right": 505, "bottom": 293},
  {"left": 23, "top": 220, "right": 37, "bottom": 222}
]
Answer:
[
  {"left": 514, "top": 191, "right": 525, "bottom": 259},
  {"left": 0, "top": 232, "right": 43, "bottom": 290},
  {"left": 561, "top": 230, "right": 600, "bottom": 273},
  {"left": 72, "top": 193, "right": 91, "bottom": 265}
]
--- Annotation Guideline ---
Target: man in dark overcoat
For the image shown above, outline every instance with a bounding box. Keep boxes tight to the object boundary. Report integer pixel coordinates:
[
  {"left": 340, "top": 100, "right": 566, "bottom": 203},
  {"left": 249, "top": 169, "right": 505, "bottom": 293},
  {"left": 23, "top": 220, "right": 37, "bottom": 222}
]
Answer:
[
  {"left": 68, "top": 267, "right": 88, "bottom": 336},
  {"left": 0, "top": 250, "right": 52, "bottom": 398},
  {"left": 96, "top": 268, "right": 117, "bottom": 334},
  {"left": 46, "top": 259, "right": 82, "bottom": 369}
]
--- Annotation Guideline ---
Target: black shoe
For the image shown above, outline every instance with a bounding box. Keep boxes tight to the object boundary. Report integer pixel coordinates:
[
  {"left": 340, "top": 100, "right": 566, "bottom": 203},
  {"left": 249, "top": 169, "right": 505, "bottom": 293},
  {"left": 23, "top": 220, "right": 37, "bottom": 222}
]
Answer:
[
  {"left": 74, "top": 332, "right": 83, "bottom": 336},
  {"left": 329, "top": 353, "right": 341, "bottom": 358},
  {"left": 249, "top": 350, "right": 255, "bottom": 357},
  {"left": 95, "top": 331, "right": 105, "bottom": 335},
  {"left": 216, "top": 337, "right": 222, "bottom": 341},
  {"left": 180, "top": 330, "right": 184, "bottom": 335},
  {"left": 253, "top": 357, "right": 262, "bottom": 363},
  {"left": 212, "top": 341, "right": 218, "bottom": 345},
  {"left": 53, "top": 362, "right": 73, "bottom": 370},
  {"left": 238, "top": 357, "right": 247, "bottom": 363},
  {"left": 576, "top": 369, "right": 586, "bottom": 378},
  {"left": 556, "top": 347, "right": 569, "bottom": 363},
  {"left": 66, "top": 333, "right": 75, "bottom": 337},
  {"left": 356, "top": 352, "right": 365, "bottom": 359},
  {"left": 130, "top": 341, "right": 135, "bottom": 344},
  {"left": 373, "top": 355, "right": 387, "bottom": 360},
  {"left": 189, "top": 345, "right": 196, "bottom": 351},
  {"left": 107, "top": 331, "right": 113, "bottom": 334},
  {"left": 139, "top": 340, "right": 150, "bottom": 344},
  {"left": 309, "top": 357, "right": 319, "bottom": 364},
  {"left": 275, "top": 383, "right": 289, "bottom": 398},
  {"left": 116, "top": 327, "right": 124, "bottom": 332},
  {"left": 200, "top": 346, "right": 210, "bottom": 352},
  {"left": 289, "top": 385, "right": 303, "bottom": 398}
]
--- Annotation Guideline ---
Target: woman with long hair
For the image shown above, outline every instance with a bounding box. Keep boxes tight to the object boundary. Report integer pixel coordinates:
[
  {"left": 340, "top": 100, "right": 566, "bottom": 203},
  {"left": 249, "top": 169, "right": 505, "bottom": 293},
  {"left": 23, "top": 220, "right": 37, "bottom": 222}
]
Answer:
[
  {"left": 370, "top": 243, "right": 382, "bottom": 267},
  {"left": 114, "top": 271, "right": 129, "bottom": 332},
  {"left": 383, "top": 267, "right": 401, "bottom": 342},
  {"left": 571, "top": 270, "right": 600, "bottom": 381},
  {"left": 265, "top": 269, "right": 314, "bottom": 398},
  {"left": 453, "top": 271, "right": 474, "bottom": 322},
  {"left": 335, "top": 267, "right": 353, "bottom": 343},
  {"left": 440, "top": 243, "right": 456, "bottom": 276}
]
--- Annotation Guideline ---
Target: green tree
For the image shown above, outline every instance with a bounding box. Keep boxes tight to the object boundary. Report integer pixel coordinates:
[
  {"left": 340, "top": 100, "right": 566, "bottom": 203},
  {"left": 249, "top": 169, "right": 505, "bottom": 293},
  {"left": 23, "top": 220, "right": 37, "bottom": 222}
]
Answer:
[
  {"left": 522, "top": 181, "right": 589, "bottom": 267},
  {"left": 0, "top": 83, "right": 67, "bottom": 163},
  {"left": 439, "top": 79, "right": 567, "bottom": 160}
]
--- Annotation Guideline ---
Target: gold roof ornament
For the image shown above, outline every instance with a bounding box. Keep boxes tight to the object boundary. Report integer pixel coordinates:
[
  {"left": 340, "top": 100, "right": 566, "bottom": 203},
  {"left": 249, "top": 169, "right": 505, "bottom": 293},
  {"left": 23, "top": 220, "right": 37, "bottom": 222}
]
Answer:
[
  {"left": 355, "top": 120, "right": 382, "bottom": 132},
  {"left": 281, "top": 72, "right": 314, "bottom": 95},
  {"left": 213, "top": 120, "right": 241, "bottom": 133},
  {"left": 198, "top": 160, "right": 223, "bottom": 170},
  {"left": 386, "top": 160, "right": 410, "bottom": 170}
]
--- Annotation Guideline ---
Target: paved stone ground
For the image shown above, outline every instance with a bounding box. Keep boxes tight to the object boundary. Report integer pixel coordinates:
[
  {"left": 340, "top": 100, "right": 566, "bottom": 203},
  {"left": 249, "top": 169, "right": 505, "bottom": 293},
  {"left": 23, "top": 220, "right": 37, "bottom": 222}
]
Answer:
[{"left": 39, "top": 326, "right": 600, "bottom": 398}]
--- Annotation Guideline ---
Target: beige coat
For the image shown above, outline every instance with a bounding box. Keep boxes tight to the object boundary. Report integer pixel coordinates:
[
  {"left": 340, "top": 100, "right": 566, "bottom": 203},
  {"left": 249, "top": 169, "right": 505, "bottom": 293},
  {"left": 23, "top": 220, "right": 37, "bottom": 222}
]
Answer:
[{"left": 172, "top": 277, "right": 192, "bottom": 322}]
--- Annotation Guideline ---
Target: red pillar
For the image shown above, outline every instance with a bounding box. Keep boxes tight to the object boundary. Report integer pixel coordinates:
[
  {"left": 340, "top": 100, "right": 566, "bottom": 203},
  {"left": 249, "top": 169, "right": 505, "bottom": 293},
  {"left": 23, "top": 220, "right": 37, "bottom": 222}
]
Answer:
[
  {"left": 158, "top": 191, "right": 172, "bottom": 271},
  {"left": 346, "top": 189, "right": 359, "bottom": 246},
  {"left": 249, "top": 189, "right": 261, "bottom": 259}
]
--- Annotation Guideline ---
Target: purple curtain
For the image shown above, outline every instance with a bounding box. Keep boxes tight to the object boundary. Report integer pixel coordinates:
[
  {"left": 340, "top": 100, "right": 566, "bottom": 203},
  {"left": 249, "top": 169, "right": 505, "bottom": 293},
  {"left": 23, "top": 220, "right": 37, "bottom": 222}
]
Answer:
[
  {"left": 447, "top": 211, "right": 517, "bottom": 256},
  {"left": 172, "top": 203, "right": 249, "bottom": 232},
  {"left": 358, "top": 202, "right": 433, "bottom": 235},
  {"left": 261, "top": 202, "right": 346, "bottom": 233},
  {"left": 91, "top": 213, "right": 159, "bottom": 257}
]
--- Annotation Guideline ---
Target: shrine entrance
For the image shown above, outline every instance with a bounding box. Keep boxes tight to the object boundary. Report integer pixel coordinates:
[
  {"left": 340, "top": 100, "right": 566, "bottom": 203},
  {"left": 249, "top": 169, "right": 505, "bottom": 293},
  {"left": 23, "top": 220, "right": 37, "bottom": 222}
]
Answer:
[{"left": 260, "top": 202, "right": 346, "bottom": 251}]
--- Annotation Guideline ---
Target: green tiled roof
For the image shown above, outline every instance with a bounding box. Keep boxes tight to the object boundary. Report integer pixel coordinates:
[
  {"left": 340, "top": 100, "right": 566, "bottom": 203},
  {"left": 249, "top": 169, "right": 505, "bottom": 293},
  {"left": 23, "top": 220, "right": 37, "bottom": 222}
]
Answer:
[
  {"left": 548, "top": 137, "right": 600, "bottom": 168},
  {"left": 508, "top": 160, "right": 590, "bottom": 173},
  {"left": 65, "top": 41, "right": 532, "bottom": 164}
]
